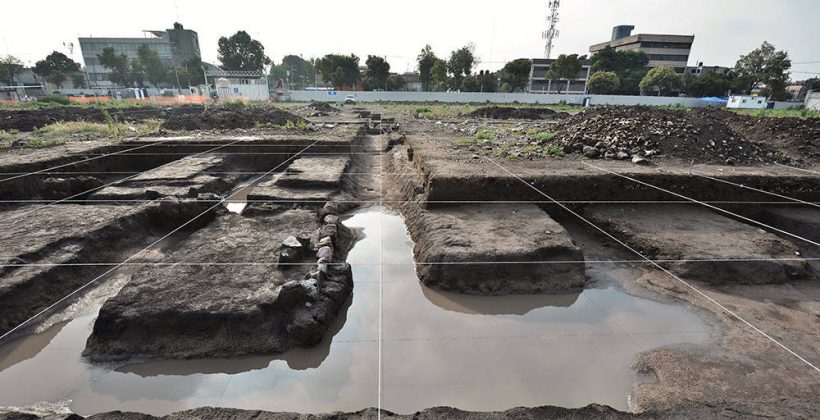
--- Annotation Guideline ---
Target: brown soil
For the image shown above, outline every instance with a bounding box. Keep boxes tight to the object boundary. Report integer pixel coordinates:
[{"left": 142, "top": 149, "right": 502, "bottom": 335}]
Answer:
[
  {"left": 467, "top": 106, "right": 568, "bottom": 120},
  {"left": 551, "top": 106, "right": 775, "bottom": 164},
  {"left": 692, "top": 108, "right": 820, "bottom": 161},
  {"left": 0, "top": 106, "right": 205, "bottom": 132},
  {"left": 161, "top": 107, "right": 305, "bottom": 130}
]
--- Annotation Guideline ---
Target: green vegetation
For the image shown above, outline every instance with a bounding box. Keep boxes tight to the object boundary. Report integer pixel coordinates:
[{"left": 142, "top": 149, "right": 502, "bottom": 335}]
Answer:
[
  {"left": 532, "top": 130, "right": 558, "bottom": 142},
  {"left": 587, "top": 71, "right": 620, "bottom": 95},
  {"left": 0, "top": 130, "right": 15, "bottom": 147},
  {"left": 0, "top": 119, "right": 161, "bottom": 150},
  {"left": 547, "top": 54, "right": 583, "bottom": 94},
  {"left": 640, "top": 67, "right": 684, "bottom": 96},
  {"left": 23, "top": 138, "right": 65, "bottom": 149},
  {"left": 282, "top": 119, "right": 311, "bottom": 131},
  {"left": 36, "top": 95, "right": 71, "bottom": 105},
  {"left": 217, "top": 30, "right": 271, "bottom": 72}
]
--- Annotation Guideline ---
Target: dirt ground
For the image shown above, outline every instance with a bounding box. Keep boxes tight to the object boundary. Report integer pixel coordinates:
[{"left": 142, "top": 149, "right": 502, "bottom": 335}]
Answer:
[{"left": 0, "top": 104, "right": 818, "bottom": 419}]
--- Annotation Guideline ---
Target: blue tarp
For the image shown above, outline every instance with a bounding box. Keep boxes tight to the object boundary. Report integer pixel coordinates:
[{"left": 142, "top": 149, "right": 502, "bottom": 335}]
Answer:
[{"left": 700, "top": 96, "right": 729, "bottom": 103}]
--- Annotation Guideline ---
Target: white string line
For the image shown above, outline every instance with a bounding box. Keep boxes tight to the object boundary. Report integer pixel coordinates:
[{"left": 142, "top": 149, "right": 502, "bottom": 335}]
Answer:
[
  {"left": 2, "top": 199, "right": 815, "bottom": 205},
  {"left": 774, "top": 162, "right": 820, "bottom": 176},
  {"left": 0, "top": 139, "right": 322, "bottom": 343},
  {"left": 0, "top": 139, "right": 181, "bottom": 184},
  {"left": 582, "top": 162, "right": 820, "bottom": 248},
  {"left": 3, "top": 139, "right": 253, "bottom": 221},
  {"left": 5, "top": 152, "right": 392, "bottom": 156},
  {"left": 378, "top": 133, "right": 384, "bottom": 420},
  {"left": 484, "top": 156, "right": 820, "bottom": 374},
  {"left": 689, "top": 171, "right": 820, "bottom": 209},
  {"left": 2, "top": 257, "right": 817, "bottom": 268}
]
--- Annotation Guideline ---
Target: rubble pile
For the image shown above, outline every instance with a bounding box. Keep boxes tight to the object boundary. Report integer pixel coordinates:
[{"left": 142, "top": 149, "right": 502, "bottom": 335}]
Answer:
[
  {"left": 305, "top": 101, "right": 339, "bottom": 116},
  {"left": 467, "top": 106, "right": 568, "bottom": 120},
  {"left": 551, "top": 107, "right": 772, "bottom": 164},
  {"left": 693, "top": 108, "right": 820, "bottom": 161},
  {"left": 0, "top": 105, "right": 205, "bottom": 132},
  {"left": 161, "top": 107, "right": 306, "bottom": 130}
]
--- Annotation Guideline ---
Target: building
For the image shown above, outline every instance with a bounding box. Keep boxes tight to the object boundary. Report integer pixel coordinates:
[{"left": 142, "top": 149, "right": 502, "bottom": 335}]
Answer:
[
  {"left": 684, "top": 63, "right": 730, "bottom": 78},
  {"left": 727, "top": 95, "right": 767, "bottom": 109},
  {"left": 528, "top": 58, "right": 592, "bottom": 94},
  {"left": 590, "top": 26, "right": 694, "bottom": 72},
  {"left": 402, "top": 72, "right": 422, "bottom": 92},
  {"left": 204, "top": 69, "right": 270, "bottom": 101},
  {"left": 79, "top": 22, "right": 200, "bottom": 87}
]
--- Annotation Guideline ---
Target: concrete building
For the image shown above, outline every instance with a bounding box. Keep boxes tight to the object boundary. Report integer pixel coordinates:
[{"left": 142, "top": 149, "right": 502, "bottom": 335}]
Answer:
[
  {"left": 79, "top": 22, "right": 200, "bottom": 87},
  {"left": 528, "top": 58, "right": 592, "bottom": 94},
  {"left": 684, "top": 63, "right": 730, "bottom": 78},
  {"left": 402, "top": 72, "right": 423, "bottom": 92},
  {"left": 590, "top": 26, "right": 694, "bottom": 72}
]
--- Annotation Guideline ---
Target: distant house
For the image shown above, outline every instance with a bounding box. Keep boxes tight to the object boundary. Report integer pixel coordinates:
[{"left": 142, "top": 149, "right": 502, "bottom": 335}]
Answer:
[
  {"left": 204, "top": 69, "right": 270, "bottom": 101},
  {"left": 402, "top": 72, "right": 422, "bottom": 92}
]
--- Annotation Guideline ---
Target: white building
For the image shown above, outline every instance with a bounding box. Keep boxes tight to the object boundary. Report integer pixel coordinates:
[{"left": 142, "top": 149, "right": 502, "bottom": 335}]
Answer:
[{"left": 727, "top": 95, "right": 767, "bottom": 109}]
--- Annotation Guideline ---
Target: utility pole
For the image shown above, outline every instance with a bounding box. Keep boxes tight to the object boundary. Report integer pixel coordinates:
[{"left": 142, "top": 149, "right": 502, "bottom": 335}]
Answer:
[{"left": 542, "top": 0, "right": 560, "bottom": 59}]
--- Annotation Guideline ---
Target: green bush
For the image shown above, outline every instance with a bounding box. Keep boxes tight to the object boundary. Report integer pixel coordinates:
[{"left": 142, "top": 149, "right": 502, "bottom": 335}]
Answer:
[{"left": 36, "top": 95, "right": 71, "bottom": 105}]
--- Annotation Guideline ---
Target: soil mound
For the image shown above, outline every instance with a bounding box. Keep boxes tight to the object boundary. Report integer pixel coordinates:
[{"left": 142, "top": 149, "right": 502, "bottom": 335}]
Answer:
[
  {"left": 161, "top": 107, "right": 304, "bottom": 130},
  {"left": 551, "top": 106, "right": 771, "bottom": 164},
  {"left": 693, "top": 108, "right": 820, "bottom": 161},
  {"left": 467, "top": 106, "right": 567, "bottom": 120},
  {"left": 307, "top": 102, "right": 338, "bottom": 113},
  {"left": 0, "top": 105, "right": 204, "bottom": 132}
]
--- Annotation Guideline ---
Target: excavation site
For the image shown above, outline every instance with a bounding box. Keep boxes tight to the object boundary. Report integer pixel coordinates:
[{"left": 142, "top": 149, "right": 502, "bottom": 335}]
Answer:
[{"left": 0, "top": 103, "right": 818, "bottom": 419}]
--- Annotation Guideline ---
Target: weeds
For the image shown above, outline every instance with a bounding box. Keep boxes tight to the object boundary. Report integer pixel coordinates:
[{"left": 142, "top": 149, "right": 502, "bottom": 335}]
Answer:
[
  {"left": 0, "top": 130, "right": 15, "bottom": 147},
  {"left": 282, "top": 119, "right": 311, "bottom": 131},
  {"left": 532, "top": 130, "right": 557, "bottom": 142},
  {"left": 23, "top": 138, "right": 65, "bottom": 149}
]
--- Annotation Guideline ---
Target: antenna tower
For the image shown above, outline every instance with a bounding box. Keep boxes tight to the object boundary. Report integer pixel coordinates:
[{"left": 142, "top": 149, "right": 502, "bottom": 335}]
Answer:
[{"left": 542, "top": 0, "right": 560, "bottom": 59}]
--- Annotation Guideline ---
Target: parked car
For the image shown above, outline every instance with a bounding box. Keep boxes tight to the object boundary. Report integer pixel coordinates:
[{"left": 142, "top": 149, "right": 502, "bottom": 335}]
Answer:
[{"left": 344, "top": 95, "right": 356, "bottom": 105}]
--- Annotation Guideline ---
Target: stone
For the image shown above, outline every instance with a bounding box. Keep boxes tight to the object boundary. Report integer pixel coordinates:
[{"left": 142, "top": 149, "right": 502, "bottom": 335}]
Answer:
[
  {"left": 317, "top": 246, "right": 334, "bottom": 263},
  {"left": 616, "top": 151, "right": 630, "bottom": 160},
  {"left": 632, "top": 155, "right": 651, "bottom": 165},
  {"left": 283, "top": 235, "right": 302, "bottom": 248},
  {"left": 583, "top": 146, "right": 600, "bottom": 158}
]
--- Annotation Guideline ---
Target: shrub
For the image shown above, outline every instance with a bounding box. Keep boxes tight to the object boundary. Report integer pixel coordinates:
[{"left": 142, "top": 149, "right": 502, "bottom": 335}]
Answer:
[{"left": 36, "top": 95, "right": 71, "bottom": 105}]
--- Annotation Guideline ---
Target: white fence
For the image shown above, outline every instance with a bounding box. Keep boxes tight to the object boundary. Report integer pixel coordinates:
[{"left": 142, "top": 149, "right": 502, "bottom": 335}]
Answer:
[{"left": 285, "top": 90, "right": 801, "bottom": 109}]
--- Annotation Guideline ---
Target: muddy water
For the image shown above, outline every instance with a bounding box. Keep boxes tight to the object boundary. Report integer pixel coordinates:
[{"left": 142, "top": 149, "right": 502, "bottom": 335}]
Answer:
[{"left": 0, "top": 208, "right": 710, "bottom": 416}]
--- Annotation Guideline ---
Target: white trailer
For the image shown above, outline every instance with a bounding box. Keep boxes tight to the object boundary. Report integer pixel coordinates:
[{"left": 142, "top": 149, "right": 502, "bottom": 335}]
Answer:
[{"left": 727, "top": 95, "right": 767, "bottom": 109}]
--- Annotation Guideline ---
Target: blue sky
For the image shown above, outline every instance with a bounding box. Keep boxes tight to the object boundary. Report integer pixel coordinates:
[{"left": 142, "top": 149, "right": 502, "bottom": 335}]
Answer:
[{"left": 2, "top": 0, "right": 818, "bottom": 80}]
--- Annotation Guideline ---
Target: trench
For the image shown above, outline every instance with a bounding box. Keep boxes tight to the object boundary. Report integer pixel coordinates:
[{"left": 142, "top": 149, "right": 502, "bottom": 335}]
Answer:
[{"left": 0, "top": 205, "right": 710, "bottom": 416}]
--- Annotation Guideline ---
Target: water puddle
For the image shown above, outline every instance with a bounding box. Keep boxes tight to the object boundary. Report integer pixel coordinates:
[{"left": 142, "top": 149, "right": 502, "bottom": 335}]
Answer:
[{"left": 0, "top": 207, "right": 710, "bottom": 416}]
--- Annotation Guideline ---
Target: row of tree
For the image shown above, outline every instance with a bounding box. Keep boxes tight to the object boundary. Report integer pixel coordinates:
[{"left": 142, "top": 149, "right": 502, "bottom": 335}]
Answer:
[{"left": 584, "top": 41, "right": 794, "bottom": 99}]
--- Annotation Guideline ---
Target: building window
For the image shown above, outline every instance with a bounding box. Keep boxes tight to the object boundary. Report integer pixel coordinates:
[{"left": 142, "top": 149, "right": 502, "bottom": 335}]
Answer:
[
  {"left": 640, "top": 42, "right": 693, "bottom": 49},
  {"left": 647, "top": 54, "right": 689, "bottom": 62}
]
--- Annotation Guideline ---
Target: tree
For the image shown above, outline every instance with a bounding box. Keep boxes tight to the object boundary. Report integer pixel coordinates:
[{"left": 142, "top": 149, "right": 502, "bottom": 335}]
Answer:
[
  {"left": 498, "top": 59, "right": 531, "bottom": 92},
  {"left": 364, "top": 55, "right": 390, "bottom": 90},
  {"left": 430, "top": 58, "right": 449, "bottom": 91},
  {"left": 387, "top": 74, "right": 406, "bottom": 91},
  {"left": 417, "top": 45, "right": 438, "bottom": 91},
  {"left": 217, "top": 30, "right": 271, "bottom": 72},
  {"left": 315, "top": 54, "right": 360, "bottom": 88},
  {"left": 181, "top": 57, "right": 206, "bottom": 86},
  {"left": 640, "top": 67, "right": 683, "bottom": 96},
  {"left": 685, "top": 71, "right": 731, "bottom": 97},
  {"left": 547, "top": 54, "right": 582, "bottom": 94},
  {"left": 97, "top": 47, "right": 132, "bottom": 87},
  {"left": 270, "top": 55, "right": 315, "bottom": 90},
  {"left": 72, "top": 73, "right": 87, "bottom": 88},
  {"left": 137, "top": 45, "right": 171, "bottom": 87},
  {"left": 32, "top": 51, "right": 81, "bottom": 89},
  {"left": 587, "top": 71, "right": 620, "bottom": 94},
  {"left": 590, "top": 46, "right": 648, "bottom": 73},
  {"left": 733, "top": 42, "right": 790, "bottom": 100},
  {"left": 0, "top": 55, "right": 25, "bottom": 86},
  {"left": 476, "top": 70, "right": 498, "bottom": 92},
  {"left": 448, "top": 45, "right": 476, "bottom": 89},
  {"left": 460, "top": 76, "right": 480, "bottom": 92}
]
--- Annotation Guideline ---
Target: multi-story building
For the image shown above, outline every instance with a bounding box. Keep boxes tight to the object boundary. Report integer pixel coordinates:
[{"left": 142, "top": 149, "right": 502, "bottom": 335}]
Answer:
[
  {"left": 79, "top": 22, "right": 200, "bottom": 87},
  {"left": 589, "top": 25, "right": 694, "bottom": 72},
  {"left": 528, "top": 58, "right": 592, "bottom": 94}
]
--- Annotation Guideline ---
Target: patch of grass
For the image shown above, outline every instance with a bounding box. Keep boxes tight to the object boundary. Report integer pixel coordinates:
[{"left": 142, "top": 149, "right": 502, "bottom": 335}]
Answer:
[
  {"left": 35, "top": 121, "right": 113, "bottom": 139},
  {"left": 532, "top": 130, "right": 557, "bottom": 142},
  {"left": 0, "top": 130, "right": 15, "bottom": 147},
  {"left": 222, "top": 100, "right": 248, "bottom": 110},
  {"left": 545, "top": 143, "right": 565, "bottom": 156},
  {"left": 282, "top": 119, "right": 311, "bottom": 131},
  {"left": 36, "top": 95, "right": 71, "bottom": 105},
  {"left": 415, "top": 106, "right": 432, "bottom": 114},
  {"left": 23, "top": 138, "right": 65, "bottom": 149}
]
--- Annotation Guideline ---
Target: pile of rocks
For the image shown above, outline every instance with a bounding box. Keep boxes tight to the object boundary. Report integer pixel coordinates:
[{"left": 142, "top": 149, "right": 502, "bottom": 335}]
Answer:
[{"left": 551, "top": 107, "right": 772, "bottom": 164}]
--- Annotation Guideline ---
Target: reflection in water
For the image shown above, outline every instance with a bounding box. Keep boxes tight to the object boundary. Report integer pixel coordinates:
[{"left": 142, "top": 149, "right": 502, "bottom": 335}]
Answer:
[
  {"left": 0, "top": 207, "right": 710, "bottom": 416},
  {"left": 117, "top": 296, "right": 353, "bottom": 376},
  {"left": 0, "top": 322, "right": 67, "bottom": 373},
  {"left": 422, "top": 286, "right": 580, "bottom": 315}
]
